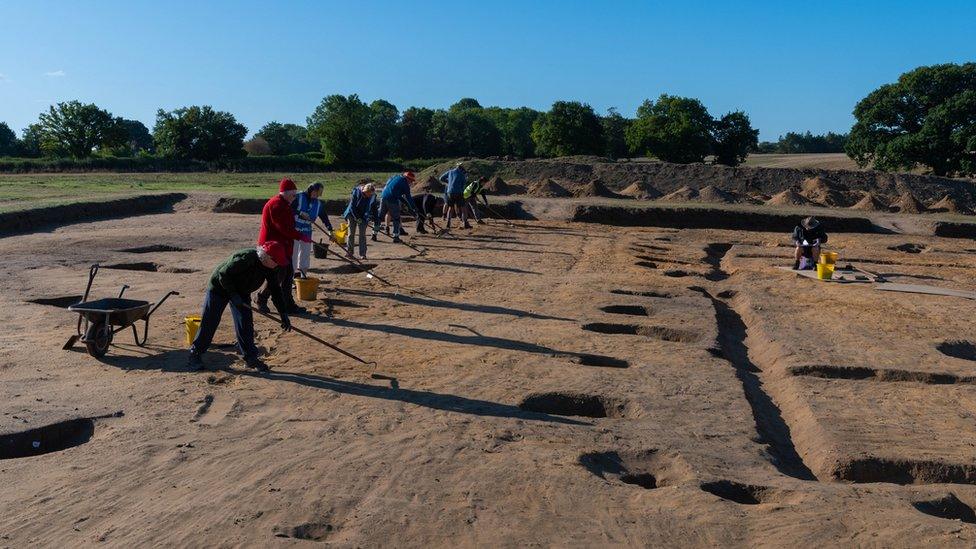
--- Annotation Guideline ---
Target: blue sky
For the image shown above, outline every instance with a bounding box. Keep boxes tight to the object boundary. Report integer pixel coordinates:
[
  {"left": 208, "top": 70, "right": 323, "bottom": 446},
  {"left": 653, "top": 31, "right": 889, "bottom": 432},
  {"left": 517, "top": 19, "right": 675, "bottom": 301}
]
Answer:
[{"left": 1, "top": 0, "right": 974, "bottom": 141}]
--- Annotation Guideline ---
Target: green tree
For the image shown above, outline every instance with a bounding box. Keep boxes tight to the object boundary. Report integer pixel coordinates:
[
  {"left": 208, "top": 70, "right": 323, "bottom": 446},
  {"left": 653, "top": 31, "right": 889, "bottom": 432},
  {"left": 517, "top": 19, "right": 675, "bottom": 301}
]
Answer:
[
  {"left": 19, "top": 124, "right": 44, "bottom": 157},
  {"left": 450, "top": 98, "right": 483, "bottom": 112},
  {"left": 243, "top": 136, "right": 273, "bottom": 155},
  {"left": 36, "top": 101, "right": 127, "bottom": 157},
  {"left": 711, "top": 111, "right": 759, "bottom": 166},
  {"left": 531, "top": 101, "right": 604, "bottom": 157},
  {"left": 485, "top": 107, "right": 541, "bottom": 158},
  {"left": 601, "top": 108, "right": 631, "bottom": 159},
  {"left": 153, "top": 105, "right": 247, "bottom": 161},
  {"left": 0, "top": 122, "right": 17, "bottom": 156},
  {"left": 306, "top": 94, "right": 370, "bottom": 163},
  {"left": 847, "top": 63, "right": 976, "bottom": 176},
  {"left": 256, "top": 122, "right": 315, "bottom": 155},
  {"left": 119, "top": 119, "right": 154, "bottom": 154},
  {"left": 626, "top": 95, "right": 714, "bottom": 163},
  {"left": 366, "top": 100, "right": 400, "bottom": 160},
  {"left": 398, "top": 107, "right": 435, "bottom": 159}
]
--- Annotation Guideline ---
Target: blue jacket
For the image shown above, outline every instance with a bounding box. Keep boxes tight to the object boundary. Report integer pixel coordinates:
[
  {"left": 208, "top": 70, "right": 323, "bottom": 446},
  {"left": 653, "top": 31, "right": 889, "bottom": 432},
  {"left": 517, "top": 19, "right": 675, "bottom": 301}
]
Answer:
[
  {"left": 292, "top": 191, "right": 333, "bottom": 236},
  {"left": 439, "top": 168, "right": 467, "bottom": 195},
  {"left": 381, "top": 175, "right": 413, "bottom": 204},
  {"left": 343, "top": 186, "right": 376, "bottom": 223}
]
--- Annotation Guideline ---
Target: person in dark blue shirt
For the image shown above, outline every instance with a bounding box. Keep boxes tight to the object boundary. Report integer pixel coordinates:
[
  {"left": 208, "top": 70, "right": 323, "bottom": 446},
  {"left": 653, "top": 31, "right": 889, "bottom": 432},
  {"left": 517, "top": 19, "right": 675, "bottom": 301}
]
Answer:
[
  {"left": 377, "top": 172, "right": 418, "bottom": 243},
  {"left": 439, "top": 163, "right": 471, "bottom": 230},
  {"left": 342, "top": 182, "right": 377, "bottom": 259}
]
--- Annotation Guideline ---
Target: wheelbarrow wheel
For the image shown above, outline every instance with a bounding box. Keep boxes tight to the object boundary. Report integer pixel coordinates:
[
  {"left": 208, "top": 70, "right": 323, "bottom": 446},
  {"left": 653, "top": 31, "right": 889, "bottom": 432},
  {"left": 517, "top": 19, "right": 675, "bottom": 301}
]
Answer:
[{"left": 84, "top": 320, "right": 112, "bottom": 358}]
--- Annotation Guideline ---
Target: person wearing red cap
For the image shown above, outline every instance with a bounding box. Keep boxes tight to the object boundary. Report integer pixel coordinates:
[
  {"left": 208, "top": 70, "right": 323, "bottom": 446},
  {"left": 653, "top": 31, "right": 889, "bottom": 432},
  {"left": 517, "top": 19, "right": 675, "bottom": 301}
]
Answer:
[
  {"left": 256, "top": 178, "right": 311, "bottom": 314},
  {"left": 188, "top": 241, "right": 292, "bottom": 372}
]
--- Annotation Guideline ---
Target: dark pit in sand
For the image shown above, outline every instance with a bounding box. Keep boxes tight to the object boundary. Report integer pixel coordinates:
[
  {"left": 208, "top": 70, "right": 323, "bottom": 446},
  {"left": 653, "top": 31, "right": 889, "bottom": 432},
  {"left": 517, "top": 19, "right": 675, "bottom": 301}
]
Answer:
[
  {"left": 0, "top": 418, "right": 95, "bottom": 459},
  {"left": 571, "top": 354, "right": 630, "bottom": 369},
  {"left": 582, "top": 323, "right": 698, "bottom": 342},
  {"left": 519, "top": 392, "right": 629, "bottom": 418},
  {"left": 600, "top": 305, "right": 649, "bottom": 316},
  {"left": 102, "top": 262, "right": 159, "bottom": 272},
  {"left": 937, "top": 340, "right": 976, "bottom": 361},
  {"left": 28, "top": 295, "right": 83, "bottom": 308},
  {"left": 913, "top": 493, "right": 976, "bottom": 524},
  {"left": 699, "top": 480, "right": 768, "bottom": 505},
  {"left": 610, "top": 289, "right": 673, "bottom": 299},
  {"left": 119, "top": 244, "right": 190, "bottom": 254}
]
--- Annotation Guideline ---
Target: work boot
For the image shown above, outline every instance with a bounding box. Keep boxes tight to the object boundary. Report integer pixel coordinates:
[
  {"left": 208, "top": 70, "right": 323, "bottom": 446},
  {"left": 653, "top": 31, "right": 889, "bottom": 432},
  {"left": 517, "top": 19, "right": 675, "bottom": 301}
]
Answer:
[
  {"left": 244, "top": 356, "right": 270, "bottom": 373},
  {"left": 287, "top": 303, "right": 306, "bottom": 314},
  {"left": 792, "top": 260, "right": 800, "bottom": 270},
  {"left": 392, "top": 237, "right": 402, "bottom": 244},
  {"left": 187, "top": 352, "right": 205, "bottom": 371},
  {"left": 417, "top": 226, "right": 428, "bottom": 234},
  {"left": 371, "top": 233, "right": 378, "bottom": 242},
  {"left": 476, "top": 219, "right": 485, "bottom": 225},
  {"left": 463, "top": 222, "right": 473, "bottom": 230},
  {"left": 399, "top": 228, "right": 408, "bottom": 236},
  {"left": 256, "top": 299, "right": 270, "bottom": 314}
]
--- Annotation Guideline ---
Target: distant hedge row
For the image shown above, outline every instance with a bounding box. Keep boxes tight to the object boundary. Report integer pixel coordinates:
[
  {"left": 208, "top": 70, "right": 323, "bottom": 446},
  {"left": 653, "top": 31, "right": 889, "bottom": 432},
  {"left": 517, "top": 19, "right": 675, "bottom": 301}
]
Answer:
[{"left": 0, "top": 154, "right": 407, "bottom": 174}]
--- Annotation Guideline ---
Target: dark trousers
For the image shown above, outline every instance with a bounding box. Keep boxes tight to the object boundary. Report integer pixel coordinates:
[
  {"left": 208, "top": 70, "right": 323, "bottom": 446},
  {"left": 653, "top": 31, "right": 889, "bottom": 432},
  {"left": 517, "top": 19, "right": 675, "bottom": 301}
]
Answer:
[
  {"left": 190, "top": 288, "right": 259, "bottom": 358},
  {"left": 257, "top": 260, "right": 295, "bottom": 307}
]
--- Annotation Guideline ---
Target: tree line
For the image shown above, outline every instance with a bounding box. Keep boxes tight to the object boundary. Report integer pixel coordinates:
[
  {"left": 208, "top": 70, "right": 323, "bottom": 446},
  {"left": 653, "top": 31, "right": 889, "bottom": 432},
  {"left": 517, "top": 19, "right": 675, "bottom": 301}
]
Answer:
[
  {"left": 0, "top": 62, "right": 972, "bottom": 176},
  {"left": 0, "top": 94, "right": 759, "bottom": 167}
]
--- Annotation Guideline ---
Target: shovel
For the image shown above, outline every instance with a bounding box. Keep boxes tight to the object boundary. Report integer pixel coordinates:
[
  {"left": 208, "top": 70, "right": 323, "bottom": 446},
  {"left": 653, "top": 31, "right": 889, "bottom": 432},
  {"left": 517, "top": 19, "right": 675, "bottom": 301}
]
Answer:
[{"left": 63, "top": 264, "right": 99, "bottom": 350}]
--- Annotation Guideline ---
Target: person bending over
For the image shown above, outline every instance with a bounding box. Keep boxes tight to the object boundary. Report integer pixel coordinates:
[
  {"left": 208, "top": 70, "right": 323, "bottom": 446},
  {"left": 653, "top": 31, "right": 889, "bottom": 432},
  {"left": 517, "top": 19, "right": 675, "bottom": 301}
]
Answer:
[
  {"left": 439, "top": 163, "right": 470, "bottom": 230},
  {"left": 291, "top": 181, "right": 334, "bottom": 278},
  {"left": 377, "top": 171, "right": 418, "bottom": 243},
  {"left": 464, "top": 176, "right": 489, "bottom": 224},
  {"left": 411, "top": 192, "right": 441, "bottom": 234},
  {"left": 792, "top": 216, "right": 828, "bottom": 270},
  {"left": 188, "top": 241, "right": 292, "bottom": 373}
]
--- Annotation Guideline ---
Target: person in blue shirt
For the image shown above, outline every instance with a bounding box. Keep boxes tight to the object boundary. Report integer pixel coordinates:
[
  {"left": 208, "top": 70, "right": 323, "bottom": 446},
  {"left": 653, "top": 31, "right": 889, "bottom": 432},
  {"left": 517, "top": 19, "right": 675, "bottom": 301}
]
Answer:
[
  {"left": 342, "top": 182, "right": 377, "bottom": 259},
  {"left": 377, "top": 172, "right": 418, "bottom": 243},
  {"left": 291, "top": 182, "right": 334, "bottom": 278},
  {"left": 439, "top": 163, "right": 471, "bottom": 230}
]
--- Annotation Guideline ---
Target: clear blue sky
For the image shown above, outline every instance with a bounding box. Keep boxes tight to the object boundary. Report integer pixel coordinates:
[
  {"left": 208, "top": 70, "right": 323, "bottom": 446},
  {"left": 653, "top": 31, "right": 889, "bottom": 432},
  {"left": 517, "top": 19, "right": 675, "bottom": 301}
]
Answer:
[{"left": 1, "top": 0, "right": 974, "bottom": 141}]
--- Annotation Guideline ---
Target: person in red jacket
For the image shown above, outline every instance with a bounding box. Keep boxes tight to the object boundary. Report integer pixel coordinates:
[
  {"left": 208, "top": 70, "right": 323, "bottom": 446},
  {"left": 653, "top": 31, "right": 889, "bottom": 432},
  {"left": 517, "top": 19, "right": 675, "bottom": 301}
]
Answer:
[{"left": 256, "top": 178, "right": 311, "bottom": 313}]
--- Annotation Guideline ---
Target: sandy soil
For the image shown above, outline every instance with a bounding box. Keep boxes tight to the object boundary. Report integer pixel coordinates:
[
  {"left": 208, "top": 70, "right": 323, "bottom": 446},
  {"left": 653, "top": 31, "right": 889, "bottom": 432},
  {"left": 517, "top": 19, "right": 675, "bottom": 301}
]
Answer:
[{"left": 3, "top": 204, "right": 976, "bottom": 546}]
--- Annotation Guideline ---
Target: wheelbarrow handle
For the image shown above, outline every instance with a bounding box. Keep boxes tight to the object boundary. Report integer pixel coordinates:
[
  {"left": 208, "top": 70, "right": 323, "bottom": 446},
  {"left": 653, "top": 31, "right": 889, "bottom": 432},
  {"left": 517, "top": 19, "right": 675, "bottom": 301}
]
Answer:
[
  {"left": 147, "top": 291, "right": 180, "bottom": 318},
  {"left": 82, "top": 264, "right": 99, "bottom": 303}
]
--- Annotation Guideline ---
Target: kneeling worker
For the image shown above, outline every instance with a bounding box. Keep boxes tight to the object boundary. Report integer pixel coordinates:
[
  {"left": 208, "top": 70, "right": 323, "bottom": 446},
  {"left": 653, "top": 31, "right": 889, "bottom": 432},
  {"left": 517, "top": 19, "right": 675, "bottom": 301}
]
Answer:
[
  {"left": 792, "top": 216, "right": 828, "bottom": 270},
  {"left": 188, "top": 241, "right": 292, "bottom": 372}
]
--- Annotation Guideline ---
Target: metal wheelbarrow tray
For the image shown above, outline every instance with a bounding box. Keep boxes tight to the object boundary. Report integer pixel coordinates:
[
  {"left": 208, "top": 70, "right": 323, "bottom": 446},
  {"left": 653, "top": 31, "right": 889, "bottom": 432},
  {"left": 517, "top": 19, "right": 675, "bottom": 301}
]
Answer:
[{"left": 66, "top": 264, "right": 179, "bottom": 358}]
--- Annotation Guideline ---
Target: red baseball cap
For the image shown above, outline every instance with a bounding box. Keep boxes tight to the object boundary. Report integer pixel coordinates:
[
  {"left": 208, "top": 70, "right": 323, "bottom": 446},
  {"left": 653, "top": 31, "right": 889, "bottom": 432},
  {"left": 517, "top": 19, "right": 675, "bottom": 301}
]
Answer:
[
  {"left": 259, "top": 241, "right": 288, "bottom": 266},
  {"left": 279, "top": 178, "right": 297, "bottom": 192},
  {"left": 403, "top": 171, "right": 416, "bottom": 182}
]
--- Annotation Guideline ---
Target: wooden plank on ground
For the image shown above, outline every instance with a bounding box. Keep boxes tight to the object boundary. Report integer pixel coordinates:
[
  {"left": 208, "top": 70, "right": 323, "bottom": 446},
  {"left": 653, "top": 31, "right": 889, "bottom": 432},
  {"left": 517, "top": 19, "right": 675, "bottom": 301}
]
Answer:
[
  {"left": 875, "top": 283, "right": 976, "bottom": 300},
  {"left": 774, "top": 266, "right": 872, "bottom": 283}
]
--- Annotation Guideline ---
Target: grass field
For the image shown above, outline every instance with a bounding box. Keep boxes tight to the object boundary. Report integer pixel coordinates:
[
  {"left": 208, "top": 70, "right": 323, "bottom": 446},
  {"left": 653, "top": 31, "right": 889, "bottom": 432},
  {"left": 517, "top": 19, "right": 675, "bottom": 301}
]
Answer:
[
  {"left": 742, "top": 153, "right": 862, "bottom": 171},
  {"left": 0, "top": 172, "right": 389, "bottom": 213}
]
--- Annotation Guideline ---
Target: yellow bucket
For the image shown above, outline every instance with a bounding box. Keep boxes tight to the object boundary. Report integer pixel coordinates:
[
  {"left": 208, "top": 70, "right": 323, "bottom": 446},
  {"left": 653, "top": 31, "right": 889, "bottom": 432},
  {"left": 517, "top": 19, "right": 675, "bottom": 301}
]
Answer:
[
  {"left": 295, "top": 277, "right": 320, "bottom": 301},
  {"left": 816, "top": 262, "right": 835, "bottom": 280},
  {"left": 820, "top": 251, "right": 838, "bottom": 265},
  {"left": 185, "top": 315, "right": 202, "bottom": 346},
  {"left": 333, "top": 223, "right": 348, "bottom": 246}
]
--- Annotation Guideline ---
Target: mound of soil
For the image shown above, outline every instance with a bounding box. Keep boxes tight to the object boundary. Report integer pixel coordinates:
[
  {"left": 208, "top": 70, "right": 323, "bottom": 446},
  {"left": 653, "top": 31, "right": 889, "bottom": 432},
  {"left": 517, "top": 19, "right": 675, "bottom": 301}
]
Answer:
[
  {"left": 850, "top": 192, "right": 888, "bottom": 211},
  {"left": 765, "top": 187, "right": 813, "bottom": 207},
  {"left": 697, "top": 185, "right": 737, "bottom": 204},
  {"left": 799, "top": 176, "right": 854, "bottom": 207},
  {"left": 929, "top": 194, "right": 973, "bottom": 215},
  {"left": 415, "top": 176, "right": 444, "bottom": 194},
  {"left": 573, "top": 179, "right": 621, "bottom": 199},
  {"left": 891, "top": 192, "right": 926, "bottom": 214},
  {"left": 484, "top": 176, "right": 515, "bottom": 195},
  {"left": 660, "top": 186, "right": 699, "bottom": 202},
  {"left": 619, "top": 181, "right": 662, "bottom": 200},
  {"left": 528, "top": 179, "right": 572, "bottom": 198}
]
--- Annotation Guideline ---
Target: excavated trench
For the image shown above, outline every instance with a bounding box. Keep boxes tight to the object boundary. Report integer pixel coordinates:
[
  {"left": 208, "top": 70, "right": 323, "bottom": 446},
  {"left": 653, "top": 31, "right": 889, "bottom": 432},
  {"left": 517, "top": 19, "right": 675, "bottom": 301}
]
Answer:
[
  {"left": 610, "top": 289, "right": 673, "bottom": 299},
  {"left": 913, "top": 493, "right": 976, "bottom": 524},
  {"left": 119, "top": 244, "right": 191, "bottom": 254},
  {"left": 789, "top": 364, "right": 976, "bottom": 385},
  {"left": 699, "top": 480, "right": 770, "bottom": 505},
  {"left": 600, "top": 305, "right": 650, "bottom": 316},
  {"left": 581, "top": 323, "right": 699, "bottom": 343}
]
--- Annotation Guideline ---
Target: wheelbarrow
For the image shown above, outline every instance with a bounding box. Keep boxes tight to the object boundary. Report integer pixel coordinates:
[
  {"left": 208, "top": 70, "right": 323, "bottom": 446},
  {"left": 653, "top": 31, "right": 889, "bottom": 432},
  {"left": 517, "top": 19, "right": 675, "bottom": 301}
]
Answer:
[{"left": 65, "top": 264, "right": 179, "bottom": 358}]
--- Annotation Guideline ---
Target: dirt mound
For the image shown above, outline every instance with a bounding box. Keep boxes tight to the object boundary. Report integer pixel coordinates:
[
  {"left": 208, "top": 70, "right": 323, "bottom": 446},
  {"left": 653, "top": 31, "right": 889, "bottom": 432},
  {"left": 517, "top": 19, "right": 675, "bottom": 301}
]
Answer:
[
  {"left": 697, "top": 185, "right": 737, "bottom": 204},
  {"left": 484, "top": 176, "right": 515, "bottom": 195},
  {"left": 799, "top": 176, "right": 854, "bottom": 207},
  {"left": 660, "top": 186, "right": 699, "bottom": 202},
  {"left": 619, "top": 181, "right": 662, "bottom": 200},
  {"left": 415, "top": 176, "right": 444, "bottom": 194},
  {"left": 850, "top": 192, "right": 888, "bottom": 211},
  {"left": 573, "top": 179, "right": 621, "bottom": 199},
  {"left": 765, "top": 187, "right": 813, "bottom": 207},
  {"left": 929, "top": 194, "right": 973, "bottom": 215},
  {"left": 0, "top": 193, "right": 188, "bottom": 237},
  {"left": 528, "top": 179, "right": 572, "bottom": 198},
  {"left": 891, "top": 192, "right": 926, "bottom": 214}
]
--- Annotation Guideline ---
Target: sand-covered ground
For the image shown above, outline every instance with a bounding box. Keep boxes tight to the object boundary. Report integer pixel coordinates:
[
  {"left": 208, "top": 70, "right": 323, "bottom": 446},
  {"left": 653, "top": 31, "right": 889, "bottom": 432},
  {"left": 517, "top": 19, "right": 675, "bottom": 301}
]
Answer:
[{"left": 3, "top": 203, "right": 976, "bottom": 546}]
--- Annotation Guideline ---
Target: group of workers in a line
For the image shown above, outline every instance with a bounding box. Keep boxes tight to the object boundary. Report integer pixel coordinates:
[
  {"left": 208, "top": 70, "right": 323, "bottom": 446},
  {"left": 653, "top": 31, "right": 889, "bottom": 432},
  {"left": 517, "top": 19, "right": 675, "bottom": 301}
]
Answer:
[{"left": 187, "top": 164, "right": 490, "bottom": 372}]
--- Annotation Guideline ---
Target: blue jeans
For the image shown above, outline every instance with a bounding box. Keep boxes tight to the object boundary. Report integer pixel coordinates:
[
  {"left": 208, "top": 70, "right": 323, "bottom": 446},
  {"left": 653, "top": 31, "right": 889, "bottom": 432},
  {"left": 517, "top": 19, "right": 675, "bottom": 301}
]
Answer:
[
  {"left": 345, "top": 215, "right": 368, "bottom": 257},
  {"left": 380, "top": 198, "right": 403, "bottom": 237},
  {"left": 189, "top": 288, "right": 258, "bottom": 359}
]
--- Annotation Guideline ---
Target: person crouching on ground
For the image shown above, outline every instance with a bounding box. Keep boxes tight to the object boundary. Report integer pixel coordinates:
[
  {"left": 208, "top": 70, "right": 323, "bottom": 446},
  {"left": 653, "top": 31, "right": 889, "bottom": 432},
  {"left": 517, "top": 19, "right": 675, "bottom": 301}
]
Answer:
[
  {"left": 464, "top": 176, "right": 489, "bottom": 224},
  {"left": 439, "top": 163, "right": 470, "bottom": 229},
  {"left": 188, "top": 241, "right": 292, "bottom": 373},
  {"left": 377, "top": 171, "right": 418, "bottom": 243},
  {"left": 343, "top": 182, "right": 377, "bottom": 259},
  {"left": 292, "top": 181, "right": 334, "bottom": 278},
  {"left": 792, "top": 216, "right": 828, "bottom": 270},
  {"left": 412, "top": 192, "right": 442, "bottom": 234},
  {"left": 256, "top": 178, "right": 312, "bottom": 314}
]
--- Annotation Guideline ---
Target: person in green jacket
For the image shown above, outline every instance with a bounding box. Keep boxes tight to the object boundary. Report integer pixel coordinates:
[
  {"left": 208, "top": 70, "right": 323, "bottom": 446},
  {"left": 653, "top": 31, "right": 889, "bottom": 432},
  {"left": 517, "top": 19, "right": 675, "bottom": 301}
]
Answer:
[
  {"left": 188, "top": 241, "right": 292, "bottom": 372},
  {"left": 464, "top": 176, "right": 490, "bottom": 224}
]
